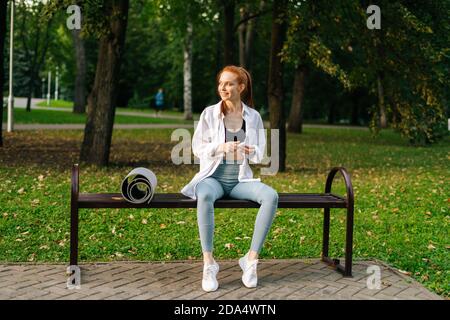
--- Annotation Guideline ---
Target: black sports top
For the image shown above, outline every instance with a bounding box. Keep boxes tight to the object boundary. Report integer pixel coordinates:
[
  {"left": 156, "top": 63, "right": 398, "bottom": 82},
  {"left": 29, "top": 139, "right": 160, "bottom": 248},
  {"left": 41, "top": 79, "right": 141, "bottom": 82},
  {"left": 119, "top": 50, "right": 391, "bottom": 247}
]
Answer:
[{"left": 225, "top": 119, "right": 246, "bottom": 142}]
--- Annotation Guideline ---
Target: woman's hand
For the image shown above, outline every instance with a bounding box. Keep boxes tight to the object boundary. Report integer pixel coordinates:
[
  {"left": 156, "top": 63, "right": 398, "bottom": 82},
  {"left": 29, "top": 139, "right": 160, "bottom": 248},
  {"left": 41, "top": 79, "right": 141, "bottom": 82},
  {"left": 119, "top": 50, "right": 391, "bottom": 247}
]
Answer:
[
  {"left": 219, "top": 141, "right": 240, "bottom": 154},
  {"left": 238, "top": 144, "right": 255, "bottom": 155}
]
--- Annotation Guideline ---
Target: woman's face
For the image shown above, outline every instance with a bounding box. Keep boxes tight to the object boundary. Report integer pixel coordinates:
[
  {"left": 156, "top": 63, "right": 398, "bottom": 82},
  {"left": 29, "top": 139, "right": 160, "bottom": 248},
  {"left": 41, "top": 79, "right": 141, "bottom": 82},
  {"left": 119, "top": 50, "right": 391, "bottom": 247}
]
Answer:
[{"left": 218, "top": 71, "right": 245, "bottom": 103}]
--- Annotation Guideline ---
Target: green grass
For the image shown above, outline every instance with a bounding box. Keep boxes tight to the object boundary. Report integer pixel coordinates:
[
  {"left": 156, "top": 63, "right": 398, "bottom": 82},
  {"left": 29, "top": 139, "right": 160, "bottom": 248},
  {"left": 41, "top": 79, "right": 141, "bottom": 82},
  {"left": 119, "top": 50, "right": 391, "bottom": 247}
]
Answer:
[
  {"left": 36, "top": 99, "right": 200, "bottom": 118},
  {"left": 2, "top": 108, "right": 193, "bottom": 125},
  {"left": 36, "top": 100, "right": 74, "bottom": 108},
  {"left": 0, "top": 127, "right": 448, "bottom": 297}
]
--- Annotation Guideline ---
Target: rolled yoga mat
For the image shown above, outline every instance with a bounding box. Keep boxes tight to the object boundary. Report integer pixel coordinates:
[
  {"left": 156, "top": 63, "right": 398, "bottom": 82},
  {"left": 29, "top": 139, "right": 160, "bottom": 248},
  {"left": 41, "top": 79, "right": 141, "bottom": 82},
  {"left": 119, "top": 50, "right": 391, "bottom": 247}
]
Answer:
[{"left": 121, "top": 168, "right": 158, "bottom": 204}]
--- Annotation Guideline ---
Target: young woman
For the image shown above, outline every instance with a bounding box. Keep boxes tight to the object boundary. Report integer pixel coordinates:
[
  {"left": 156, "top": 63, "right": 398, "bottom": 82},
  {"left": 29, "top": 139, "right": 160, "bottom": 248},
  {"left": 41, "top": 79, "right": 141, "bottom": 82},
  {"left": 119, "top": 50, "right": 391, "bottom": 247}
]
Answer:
[{"left": 181, "top": 66, "right": 279, "bottom": 292}]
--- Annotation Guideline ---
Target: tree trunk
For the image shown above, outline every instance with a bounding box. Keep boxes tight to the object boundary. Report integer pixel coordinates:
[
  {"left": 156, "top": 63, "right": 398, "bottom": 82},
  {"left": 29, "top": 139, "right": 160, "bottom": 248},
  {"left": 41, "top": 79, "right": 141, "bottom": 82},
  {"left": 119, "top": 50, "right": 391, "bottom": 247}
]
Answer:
[
  {"left": 377, "top": 73, "right": 387, "bottom": 128},
  {"left": 243, "top": 14, "right": 254, "bottom": 70},
  {"left": 183, "top": 21, "right": 193, "bottom": 120},
  {"left": 72, "top": 28, "right": 87, "bottom": 114},
  {"left": 238, "top": 6, "right": 246, "bottom": 67},
  {"left": 238, "top": 1, "right": 265, "bottom": 70},
  {"left": 26, "top": 24, "right": 41, "bottom": 113},
  {"left": 222, "top": 0, "right": 235, "bottom": 65},
  {"left": 287, "top": 65, "right": 306, "bottom": 133},
  {"left": 244, "top": 0, "right": 265, "bottom": 72},
  {"left": 80, "top": 0, "right": 129, "bottom": 166},
  {"left": 268, "top": 0, "right": 287, "bottom": 172},
  {"left": 26, "top": 72, "right": 35, "bottom": 112},
  {"left": 0, "top": 0, "right": 7, "bottom": 147}
]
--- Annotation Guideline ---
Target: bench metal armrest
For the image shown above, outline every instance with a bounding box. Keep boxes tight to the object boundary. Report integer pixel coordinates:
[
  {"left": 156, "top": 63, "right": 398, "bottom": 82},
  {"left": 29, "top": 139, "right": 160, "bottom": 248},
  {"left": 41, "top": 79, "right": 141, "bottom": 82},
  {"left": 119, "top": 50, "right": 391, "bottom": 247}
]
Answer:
[{"left": 325, "top": 167, "right": 354, "bottom": 209}]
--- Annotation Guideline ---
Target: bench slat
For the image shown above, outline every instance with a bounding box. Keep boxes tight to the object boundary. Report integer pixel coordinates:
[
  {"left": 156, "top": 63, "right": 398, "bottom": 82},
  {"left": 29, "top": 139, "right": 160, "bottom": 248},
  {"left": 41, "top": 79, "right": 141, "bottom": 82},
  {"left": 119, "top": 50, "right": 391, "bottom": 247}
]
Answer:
[{"left": 77, "top": 193, "right": 347, "bottom": 209}]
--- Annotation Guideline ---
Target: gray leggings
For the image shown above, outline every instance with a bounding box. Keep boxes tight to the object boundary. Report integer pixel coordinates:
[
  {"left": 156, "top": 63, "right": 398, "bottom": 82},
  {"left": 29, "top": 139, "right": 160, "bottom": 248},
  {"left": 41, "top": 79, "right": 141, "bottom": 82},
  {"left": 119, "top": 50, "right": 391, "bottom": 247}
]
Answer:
[{"left": 195, "top": 161, "right": 279, "bottom": 253}]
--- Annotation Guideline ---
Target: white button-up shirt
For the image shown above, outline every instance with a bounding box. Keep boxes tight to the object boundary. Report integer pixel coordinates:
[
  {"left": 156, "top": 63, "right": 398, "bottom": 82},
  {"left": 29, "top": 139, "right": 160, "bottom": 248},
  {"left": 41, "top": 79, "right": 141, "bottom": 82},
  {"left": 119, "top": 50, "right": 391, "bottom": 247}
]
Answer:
[{"left": 181, "top": 101, "right": 266, "bottom": 200}]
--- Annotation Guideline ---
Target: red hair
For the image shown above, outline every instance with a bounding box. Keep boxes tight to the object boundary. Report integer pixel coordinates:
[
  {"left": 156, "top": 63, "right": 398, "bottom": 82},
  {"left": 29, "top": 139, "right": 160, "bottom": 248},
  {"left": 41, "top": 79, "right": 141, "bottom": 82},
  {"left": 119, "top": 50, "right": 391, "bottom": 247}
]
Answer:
[{"left": 217, "top": 65, "right": 254, "bottom": 115}]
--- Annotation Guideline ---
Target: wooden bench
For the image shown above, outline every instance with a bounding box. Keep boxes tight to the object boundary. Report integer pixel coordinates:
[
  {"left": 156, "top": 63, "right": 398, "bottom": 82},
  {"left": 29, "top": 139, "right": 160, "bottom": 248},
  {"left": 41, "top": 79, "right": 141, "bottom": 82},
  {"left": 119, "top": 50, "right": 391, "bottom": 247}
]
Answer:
[{"left": 70, "top": 163, "right": 355, "bottom": 277}]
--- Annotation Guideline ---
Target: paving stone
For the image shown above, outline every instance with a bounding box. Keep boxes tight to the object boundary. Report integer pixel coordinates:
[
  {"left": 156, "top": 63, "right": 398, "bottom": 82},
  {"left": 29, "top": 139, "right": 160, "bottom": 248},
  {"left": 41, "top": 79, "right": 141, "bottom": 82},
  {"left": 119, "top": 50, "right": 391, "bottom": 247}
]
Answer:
[{"left": 0, "top": 259, "right": 442, "bottom": 300}]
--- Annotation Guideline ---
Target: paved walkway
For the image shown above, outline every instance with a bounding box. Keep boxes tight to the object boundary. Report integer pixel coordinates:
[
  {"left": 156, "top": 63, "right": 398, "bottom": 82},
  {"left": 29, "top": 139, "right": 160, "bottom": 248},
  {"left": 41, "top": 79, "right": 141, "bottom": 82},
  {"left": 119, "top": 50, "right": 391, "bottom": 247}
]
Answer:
[{"left": 0, "top": 259, "right": 442, "bottom": 300}]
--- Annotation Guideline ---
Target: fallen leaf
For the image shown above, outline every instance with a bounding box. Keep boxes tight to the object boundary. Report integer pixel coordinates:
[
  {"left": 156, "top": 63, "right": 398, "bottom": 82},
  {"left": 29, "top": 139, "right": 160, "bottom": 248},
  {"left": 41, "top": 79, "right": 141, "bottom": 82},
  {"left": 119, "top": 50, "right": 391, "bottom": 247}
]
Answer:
[
  {"left": 224, "top": 243, "right": 234, "bottom": 249},
  {"left": 398, "top": 269, "right": 412, "bottom": 276},
  {"left": 160, "top": 224, "right": 166, "bottom": 229},
  {"left": 17, "top": 188, "right": 25, "bottom": 194},
  {"left": 427, "top": 244, "right": 436, "bottom": 250},
  {"left": 141, "top": 219, "right": 148, "bottom": 225}
]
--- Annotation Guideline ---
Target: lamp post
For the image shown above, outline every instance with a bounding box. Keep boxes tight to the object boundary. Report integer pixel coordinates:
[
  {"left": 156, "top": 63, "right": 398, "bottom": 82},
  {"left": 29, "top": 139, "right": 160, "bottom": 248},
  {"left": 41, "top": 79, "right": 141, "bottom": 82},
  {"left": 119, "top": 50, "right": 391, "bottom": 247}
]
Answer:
[{"left": 7, "top": 0, "right": 14, "bottom": 132}]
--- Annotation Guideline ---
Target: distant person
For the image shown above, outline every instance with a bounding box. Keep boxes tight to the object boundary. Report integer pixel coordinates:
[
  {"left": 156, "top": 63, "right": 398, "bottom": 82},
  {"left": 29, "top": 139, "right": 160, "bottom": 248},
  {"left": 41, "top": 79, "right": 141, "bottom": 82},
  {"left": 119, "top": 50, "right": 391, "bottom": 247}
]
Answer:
[{"left": 155, "top": 88, "right": 164, "bottom": 117}]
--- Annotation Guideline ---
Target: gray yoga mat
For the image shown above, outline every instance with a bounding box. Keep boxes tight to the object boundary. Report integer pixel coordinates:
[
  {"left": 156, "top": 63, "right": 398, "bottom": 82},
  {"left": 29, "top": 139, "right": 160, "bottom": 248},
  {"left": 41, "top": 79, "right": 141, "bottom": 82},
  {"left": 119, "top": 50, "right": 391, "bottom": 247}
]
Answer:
[{"left": 121, "top": 167, "right": 158, "bottom": 204}]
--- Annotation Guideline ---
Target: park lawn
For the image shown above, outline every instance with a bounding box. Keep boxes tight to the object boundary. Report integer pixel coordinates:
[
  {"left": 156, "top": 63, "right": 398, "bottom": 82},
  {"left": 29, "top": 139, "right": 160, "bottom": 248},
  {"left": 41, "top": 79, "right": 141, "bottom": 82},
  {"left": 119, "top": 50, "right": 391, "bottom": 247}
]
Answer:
[
  {"left": 0, "top": 127, "right": 448, "bottom": 297},
  {"left": 37, "top": 99, "right": 200, "bottom": 118},
  {"left": 2, "top": 108, "right": 193, "bottom": 125},
  {"left": 36, "top": 100, "right": 74, "bottom": 108}
]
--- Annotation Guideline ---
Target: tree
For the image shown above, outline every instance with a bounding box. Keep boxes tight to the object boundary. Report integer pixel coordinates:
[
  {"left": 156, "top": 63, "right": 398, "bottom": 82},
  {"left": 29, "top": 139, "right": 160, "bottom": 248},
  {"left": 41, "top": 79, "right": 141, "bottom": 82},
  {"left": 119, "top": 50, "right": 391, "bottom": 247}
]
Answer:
[
  {"left": 72, "top": 26, "right": 87, "bottom": 113},
  {"left": 183, "top": 21, "right": 193, "bottom": 120},
  {"left": 268, "top": 0, "right": 287, "bottom": 172},
  {"left": 237, "top": 0, "right": 267, "bottom": 70},
  {"left": 220, "top": 0, "right": 236, "bottom": 65},
  {"left": 16, "top": 0, "right": 53, "bottom": 112},
  {"left": 80, "top": 0, "right": 129, "bottom": 166},
  {"left": 343, "top": 0, "right": 449, "bottom": 144},
  {"left": 0, "top": 0, "right": 7, "bottom": 147},
  {"left": 281, "top": 1, "right": 351, "bottom": 132}
]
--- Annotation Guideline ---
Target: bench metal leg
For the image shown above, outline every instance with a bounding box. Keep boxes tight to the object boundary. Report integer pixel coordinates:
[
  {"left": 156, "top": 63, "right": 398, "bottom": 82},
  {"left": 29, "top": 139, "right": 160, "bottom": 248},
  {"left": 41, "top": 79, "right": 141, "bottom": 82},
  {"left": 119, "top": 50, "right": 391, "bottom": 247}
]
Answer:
[
  {"left": 321, "top": 207, "right": 353, "bottom": 277},
  {"left": 70, "top": 201, "right": 79, "bottom": 266},
  {"left": 344, "top": 205, "right": 354, "bottom": 277},
  {"left": 322, "top": 207, "right": 330, "bottom": 258},
  {"left": 68, "top": 164, "right": 81, "bottom": 288},
  {"left": 70, "top": 164, "right": 80, "bottom": 266},
  {"left": 321, "top": 167, "right": 354, "bottom": 277}
]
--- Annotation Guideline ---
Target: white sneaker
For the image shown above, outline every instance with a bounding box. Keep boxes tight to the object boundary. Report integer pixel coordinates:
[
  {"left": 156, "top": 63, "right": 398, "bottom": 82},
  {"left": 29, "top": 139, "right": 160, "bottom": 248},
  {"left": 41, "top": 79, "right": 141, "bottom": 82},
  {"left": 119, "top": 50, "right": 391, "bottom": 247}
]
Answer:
[
  {"left": 202, "top": 261, "right": 219, "bottom": 292},
  {"left": 239, "top": 253, "right": 258, "bottom": 288}
]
